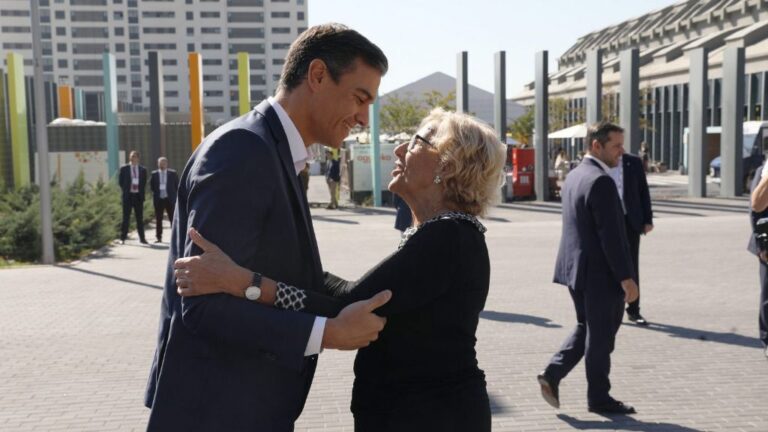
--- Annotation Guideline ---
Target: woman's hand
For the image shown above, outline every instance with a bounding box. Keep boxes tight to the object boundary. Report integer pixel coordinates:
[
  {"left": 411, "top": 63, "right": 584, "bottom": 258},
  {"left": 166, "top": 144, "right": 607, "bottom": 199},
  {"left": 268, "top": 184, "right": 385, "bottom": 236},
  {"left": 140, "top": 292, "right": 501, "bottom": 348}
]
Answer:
[{"left": 174, "top": 228, "right": 252, "bottom": 298}]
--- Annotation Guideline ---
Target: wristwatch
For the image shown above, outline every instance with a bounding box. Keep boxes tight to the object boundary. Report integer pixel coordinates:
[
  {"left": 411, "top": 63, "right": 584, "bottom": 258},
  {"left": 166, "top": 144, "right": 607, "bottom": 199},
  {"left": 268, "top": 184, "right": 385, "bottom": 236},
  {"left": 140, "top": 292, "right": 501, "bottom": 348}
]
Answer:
[{"left": 244, "top": 272, "right": 263, "bottom": 301}]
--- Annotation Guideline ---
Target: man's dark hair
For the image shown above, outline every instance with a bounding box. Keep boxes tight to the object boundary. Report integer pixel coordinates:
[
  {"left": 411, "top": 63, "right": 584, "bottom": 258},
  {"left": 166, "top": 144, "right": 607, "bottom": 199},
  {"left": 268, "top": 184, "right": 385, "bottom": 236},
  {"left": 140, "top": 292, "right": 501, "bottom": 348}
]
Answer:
[
  {"left": 587, "top": 122, "right": 624, "bottom": 147},
  {"left": 279, "top": 23, "right": 388, "bottom": 92}
]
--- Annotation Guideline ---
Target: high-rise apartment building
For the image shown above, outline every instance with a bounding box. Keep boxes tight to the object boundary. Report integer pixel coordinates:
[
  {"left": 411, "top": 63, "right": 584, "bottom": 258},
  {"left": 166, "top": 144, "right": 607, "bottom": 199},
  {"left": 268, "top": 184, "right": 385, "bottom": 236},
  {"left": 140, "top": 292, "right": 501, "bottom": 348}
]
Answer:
[{"left": 0, "top": 0, "right": 308, "bottom": 122}]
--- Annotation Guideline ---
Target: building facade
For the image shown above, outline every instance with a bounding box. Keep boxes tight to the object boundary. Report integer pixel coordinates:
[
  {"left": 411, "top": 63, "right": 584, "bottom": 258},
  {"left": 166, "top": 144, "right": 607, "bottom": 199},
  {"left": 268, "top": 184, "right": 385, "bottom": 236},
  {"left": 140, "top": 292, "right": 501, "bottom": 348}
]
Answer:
[
  {"left": 513, "top": 0, "right": 768, "bottom": 170},
  {"left": 0, "top": 0, "right": 308, "bottom": 123}
]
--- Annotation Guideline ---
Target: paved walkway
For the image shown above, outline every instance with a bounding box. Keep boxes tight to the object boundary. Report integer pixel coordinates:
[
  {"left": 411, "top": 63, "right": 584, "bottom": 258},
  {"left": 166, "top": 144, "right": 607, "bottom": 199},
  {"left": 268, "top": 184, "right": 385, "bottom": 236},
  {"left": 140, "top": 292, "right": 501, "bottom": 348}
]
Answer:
[{"left": 1, "top": 183, "right": 766, "bottom": 431}]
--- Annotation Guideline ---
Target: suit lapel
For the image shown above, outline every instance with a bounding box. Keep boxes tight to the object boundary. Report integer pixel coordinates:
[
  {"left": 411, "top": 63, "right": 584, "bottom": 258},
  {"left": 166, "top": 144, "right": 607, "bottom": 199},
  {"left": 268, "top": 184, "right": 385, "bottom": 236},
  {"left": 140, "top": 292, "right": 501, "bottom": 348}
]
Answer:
[{"left": 253, "top": 100, "right": 323, "bottom": 280}]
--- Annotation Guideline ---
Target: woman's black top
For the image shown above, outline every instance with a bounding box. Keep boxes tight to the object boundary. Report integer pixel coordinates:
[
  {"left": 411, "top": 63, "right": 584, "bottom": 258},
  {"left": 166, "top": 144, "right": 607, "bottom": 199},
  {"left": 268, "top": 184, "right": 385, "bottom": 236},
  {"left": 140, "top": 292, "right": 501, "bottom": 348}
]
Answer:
[{"left": 287, "top": 213, "right": 491, "bottom": 424}]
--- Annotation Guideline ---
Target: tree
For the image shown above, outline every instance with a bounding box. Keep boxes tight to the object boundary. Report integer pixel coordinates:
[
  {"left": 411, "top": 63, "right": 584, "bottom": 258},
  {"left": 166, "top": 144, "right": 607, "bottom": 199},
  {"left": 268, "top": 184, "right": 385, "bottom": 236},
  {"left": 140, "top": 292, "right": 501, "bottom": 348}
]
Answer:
[
  {"left": 423, "top": 90, "right": 456, "bottom": 111},
  {"left": 380, "top": 94, "right": 427, "bottom": 134},
  {"left": 509, "top": 106, "right": 534, "bottom": 145}
]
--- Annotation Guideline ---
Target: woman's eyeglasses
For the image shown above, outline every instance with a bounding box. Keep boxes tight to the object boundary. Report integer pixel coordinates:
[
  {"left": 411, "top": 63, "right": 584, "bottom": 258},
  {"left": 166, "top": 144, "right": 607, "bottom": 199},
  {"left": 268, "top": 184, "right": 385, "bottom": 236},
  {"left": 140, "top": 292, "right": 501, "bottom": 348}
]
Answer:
[{"left": 407, "top": 133, "right": 435, "bottom": 152}]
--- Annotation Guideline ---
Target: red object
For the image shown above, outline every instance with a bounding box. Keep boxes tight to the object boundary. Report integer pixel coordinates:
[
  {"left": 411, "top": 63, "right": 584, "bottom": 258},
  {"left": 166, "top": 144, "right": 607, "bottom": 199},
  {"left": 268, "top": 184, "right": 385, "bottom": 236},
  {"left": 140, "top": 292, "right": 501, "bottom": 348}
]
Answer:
[{"left": 511, "top": 148, "right": 535, "bottom": 198}]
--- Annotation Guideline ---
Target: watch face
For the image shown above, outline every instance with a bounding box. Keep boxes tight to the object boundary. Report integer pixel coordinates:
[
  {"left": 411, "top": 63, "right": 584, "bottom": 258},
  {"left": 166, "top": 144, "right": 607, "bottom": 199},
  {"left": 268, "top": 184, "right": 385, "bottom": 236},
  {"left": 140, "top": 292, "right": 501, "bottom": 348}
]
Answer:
[{"left": 245, "top": 286, "right": 261, "bottom": 301}]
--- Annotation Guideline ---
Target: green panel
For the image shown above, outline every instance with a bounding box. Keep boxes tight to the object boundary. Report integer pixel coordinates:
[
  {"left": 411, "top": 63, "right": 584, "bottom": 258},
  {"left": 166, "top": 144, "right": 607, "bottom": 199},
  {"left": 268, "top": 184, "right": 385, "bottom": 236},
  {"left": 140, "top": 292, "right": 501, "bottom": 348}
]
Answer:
[
  {"left": 0, "top": 69, "right": 11, "bottom": 190},
  {"left": 7, "top": 53, "right": 30, "bottom": 188}
]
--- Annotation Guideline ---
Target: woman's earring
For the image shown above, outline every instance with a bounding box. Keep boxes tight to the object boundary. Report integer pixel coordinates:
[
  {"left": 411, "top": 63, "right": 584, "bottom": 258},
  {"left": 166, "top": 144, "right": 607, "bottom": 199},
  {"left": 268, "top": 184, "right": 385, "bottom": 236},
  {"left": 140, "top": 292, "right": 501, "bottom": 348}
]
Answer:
[{"left": 433, "top": 175, "right": 442, "bottom": 184}]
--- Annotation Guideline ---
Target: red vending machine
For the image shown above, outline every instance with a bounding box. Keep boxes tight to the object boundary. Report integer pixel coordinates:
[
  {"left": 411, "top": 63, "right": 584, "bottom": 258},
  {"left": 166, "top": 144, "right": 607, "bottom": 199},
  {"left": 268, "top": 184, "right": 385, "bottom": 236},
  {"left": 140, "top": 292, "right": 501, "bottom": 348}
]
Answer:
[{"left": 511, "top": 148, "right": 535, "bottom": 200}]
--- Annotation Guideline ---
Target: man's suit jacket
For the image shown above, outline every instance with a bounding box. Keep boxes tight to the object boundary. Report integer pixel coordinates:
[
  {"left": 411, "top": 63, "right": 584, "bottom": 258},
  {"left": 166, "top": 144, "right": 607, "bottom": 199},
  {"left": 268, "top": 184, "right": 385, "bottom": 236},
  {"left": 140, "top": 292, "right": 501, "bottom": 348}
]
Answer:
[
  {"left": 748, "top": 163, "right": 768, "bottom": 256},
  {"left": 149, "top": 168, "right": 179, "bottom": 204},
  {"left": 118, "top": 164, "right": 147, "bottom": 202},
  {"left": 144, "top": 100, "right": 325, "bottom": 431},
  {"left": 621, "top": 154, "right": 653, "bottom": 234},
  {"left": 553, "top": 158, "right": 634, "bottom": 292}
]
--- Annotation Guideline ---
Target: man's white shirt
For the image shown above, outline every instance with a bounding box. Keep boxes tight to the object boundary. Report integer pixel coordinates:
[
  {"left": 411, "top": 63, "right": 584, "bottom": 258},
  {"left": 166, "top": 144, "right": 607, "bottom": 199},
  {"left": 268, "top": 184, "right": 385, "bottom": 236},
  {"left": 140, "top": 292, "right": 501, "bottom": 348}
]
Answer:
[{"left": 268, "top": 97, "right": 325, "bottom": 357}]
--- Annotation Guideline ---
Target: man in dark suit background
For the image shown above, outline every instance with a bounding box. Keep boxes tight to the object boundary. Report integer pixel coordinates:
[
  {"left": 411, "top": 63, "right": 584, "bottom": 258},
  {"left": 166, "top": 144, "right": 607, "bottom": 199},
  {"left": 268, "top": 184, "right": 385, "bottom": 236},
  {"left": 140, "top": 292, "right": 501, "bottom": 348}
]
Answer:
[
  {"left": 144, "top": 24, "right": 392, "bottom": 431},
  {"left": 537, "top": 122, "right": 640, "bottom": 414},
  {"left": 118, "top": 150, "right": 148, "bottom": 244},
  {"left": 609, "top": 153, "right": 654, "bottom": 324},
  {"left": 149, "top": 157, "right": 179, "bottom": 243},
  {"left": 748, "top": 161, "right": 768, "bottom": 359}
]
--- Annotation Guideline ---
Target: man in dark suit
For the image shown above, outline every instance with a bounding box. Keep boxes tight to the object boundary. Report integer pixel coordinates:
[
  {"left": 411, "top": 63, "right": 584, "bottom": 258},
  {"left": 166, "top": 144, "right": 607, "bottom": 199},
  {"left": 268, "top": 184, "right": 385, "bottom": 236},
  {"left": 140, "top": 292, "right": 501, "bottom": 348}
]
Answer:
[
  {"left": 748, "top": 161, "right": 768, "bottom": 359},
  {"left": 537, "top": 122, "right": 640, "bottom": 414},
  {"left": 118, "top": 150, "right": 148, "bottom": 244},
  {"left": 609, "top": 153, "right": 654, "bottom": 325},
  {"left": 144, "top": 24, "right": 392, "bottom": 431},
  {"left": 149, "top": 157, "right": 179, "bottom": 243}
]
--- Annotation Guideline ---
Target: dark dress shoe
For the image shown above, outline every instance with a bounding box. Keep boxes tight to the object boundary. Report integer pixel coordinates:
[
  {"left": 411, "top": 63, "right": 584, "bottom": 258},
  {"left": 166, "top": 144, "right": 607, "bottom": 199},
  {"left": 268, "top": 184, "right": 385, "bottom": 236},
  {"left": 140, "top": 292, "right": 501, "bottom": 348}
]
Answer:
[
  {"left": 536, "top": 372, "right": 560, "bottom": 408},
  {"left": 120, "top": 239, "right": 125, "bottom": 245},
  {"left": 627, "top": 312, "right": 648, "bottom": 326},
  {"left": 588, "top": 399, "right": 636, "bottom": 414},
  {"left": 140, "top": 239, "right": 149, "bottom": 245},
  {"left": 155, "top": 239, "right": 162, "bottom": 243}
]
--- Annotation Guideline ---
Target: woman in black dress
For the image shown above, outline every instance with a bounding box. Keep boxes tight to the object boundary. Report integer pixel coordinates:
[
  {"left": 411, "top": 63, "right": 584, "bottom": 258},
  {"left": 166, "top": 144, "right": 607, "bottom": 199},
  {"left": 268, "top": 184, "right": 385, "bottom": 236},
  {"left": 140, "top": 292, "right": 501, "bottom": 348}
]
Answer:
[{"left": 174, "top": 108, "right": 506, "bottom": 431}]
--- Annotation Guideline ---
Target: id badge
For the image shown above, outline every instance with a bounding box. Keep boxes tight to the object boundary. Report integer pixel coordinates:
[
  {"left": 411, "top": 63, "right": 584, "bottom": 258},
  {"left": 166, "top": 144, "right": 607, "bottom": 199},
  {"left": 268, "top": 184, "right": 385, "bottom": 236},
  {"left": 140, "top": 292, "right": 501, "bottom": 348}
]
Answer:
[
  {"left": 159, "top": 183, "right": 167, "bottom": 191},
  {"left": 132, "top": 177, "right": 139, "bottom": 185}
]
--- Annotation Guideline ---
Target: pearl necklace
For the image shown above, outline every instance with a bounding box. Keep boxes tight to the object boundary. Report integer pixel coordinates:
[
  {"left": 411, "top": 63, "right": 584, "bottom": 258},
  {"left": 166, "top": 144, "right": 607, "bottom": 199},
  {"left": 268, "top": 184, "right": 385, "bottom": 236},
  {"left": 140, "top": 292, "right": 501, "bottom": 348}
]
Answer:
[{"left": 398, "top": 211, "right": 486, "bottom": 250}]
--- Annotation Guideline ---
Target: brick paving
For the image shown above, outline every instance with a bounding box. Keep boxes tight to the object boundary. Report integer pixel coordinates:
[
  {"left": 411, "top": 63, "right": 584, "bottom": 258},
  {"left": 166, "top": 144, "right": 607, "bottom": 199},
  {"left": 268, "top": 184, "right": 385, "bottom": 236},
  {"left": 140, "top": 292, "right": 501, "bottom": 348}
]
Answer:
[{"left": 1, "top": 182, "right": 766, "bottom": 431}]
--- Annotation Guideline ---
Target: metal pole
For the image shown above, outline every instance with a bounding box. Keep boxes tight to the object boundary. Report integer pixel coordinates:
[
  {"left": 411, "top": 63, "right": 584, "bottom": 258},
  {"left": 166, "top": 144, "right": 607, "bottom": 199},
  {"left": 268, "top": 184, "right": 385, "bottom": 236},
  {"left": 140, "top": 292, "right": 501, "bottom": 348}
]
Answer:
[
  {"left": 534, "top": 51, "right": 550, "bottom": 201},
  {"left": 31, "top": 0, "right": 55, "bottom": 264},
  {"left": 620, "top": 48, "right": 640, "bottom": 154},
  {"left": 370, "top": 95, "right": 381, "bottom": 206},
  {"left": 688, "top": 48, "right": 708, "bottom": 198},
  {"left": 456, "top": 52, "right": 468, "bottom": 114}
]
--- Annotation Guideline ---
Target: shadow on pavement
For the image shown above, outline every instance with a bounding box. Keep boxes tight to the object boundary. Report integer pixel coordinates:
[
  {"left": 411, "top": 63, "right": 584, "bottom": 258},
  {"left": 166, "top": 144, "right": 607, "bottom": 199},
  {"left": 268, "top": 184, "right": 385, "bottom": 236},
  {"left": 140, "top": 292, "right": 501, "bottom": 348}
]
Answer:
[
  {"left": 480, "top": 310, "right": 562, "bottom": 328},
  {"left": 497, "top": 203, "right": 562, "bottom": 215},
  {"left": 653, "top": 199, "right": 747, "bottom": 214},
  {"left": 651, "top": 208, "right": 703, "bottom": 217},
  {"left": 557, "top": 414, "right": 703, "bottom": 431},
  {"left": 56, "top": 265, "right": 163, "bottom": 290},
  {"left": 312, "top": 215, "right": 360, "bottom": 225},
  {"left": 488, "top": 393, "right": 513, "bottom": 415},
  {"left": 631, "top": 321, "right": 763, "bottom": 349}
]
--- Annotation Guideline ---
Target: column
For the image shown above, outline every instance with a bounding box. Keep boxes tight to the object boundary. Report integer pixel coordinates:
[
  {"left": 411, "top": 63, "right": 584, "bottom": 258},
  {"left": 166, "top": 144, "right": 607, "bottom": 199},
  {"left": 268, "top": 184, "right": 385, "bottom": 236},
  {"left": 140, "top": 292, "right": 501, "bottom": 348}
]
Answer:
[
  {"left": 534, "top": 51, "right": 550, "bottom": 201},
  {"left": 620, "top": 48, "right": 640, "bottom": 154},
  {"left": 720, "top": 45, "right": 745, "bottom": 197},
  {"left": 586, "top": 49, "right": 603, "bottom": 125},
  {"left": 7, "top": 52, "right": 30, "bottom": 188},
  {"left": 238, "top": 52, "right": 251, "bottom": 115},
  {"left": 456, "top": 51, "right": 468, "bottom": 114},
  {"left": 688, "top": 48, "right": 708, "bottom": 197},
  {"left": 103, "top": 53, "right": 119, "bottom": 177}
]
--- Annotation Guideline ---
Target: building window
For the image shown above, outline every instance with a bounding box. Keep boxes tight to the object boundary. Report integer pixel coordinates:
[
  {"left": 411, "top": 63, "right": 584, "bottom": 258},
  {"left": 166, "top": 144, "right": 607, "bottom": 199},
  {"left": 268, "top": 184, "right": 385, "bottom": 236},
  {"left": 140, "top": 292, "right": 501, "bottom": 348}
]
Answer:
[
  {"left": 56, "top": 27, "right": 66, "bottom": 36},
  {"left": 187, "top": 27, "right": 194, "bottom": 36},
  {"left": 165, "top": 90, "right": 179, "bottom": 97},
  {"left": 204, "top": 90, "right": 223, "bottom": 97},
  {"left": 202, "top": 43, "right": 222, "bottom": 50},
  {"left": 142, "top": 11, "right": 175, "bottom": 18},
  {"left": 1, "top": 26, "right": 31, "bottom": 33},
  {"left": 227, "top": 0, "right": 263, "bottom": 5},
  {"left": 0, "top": 10, "right": 29, "bottom": 17},
  {"left": 130, "top": 42, "right": 140, "bottom": 55},
  {"left": 202, "top": 27, "right": 221, "bottom": 34},
  {"left": 227, "top": 12, "right": 263, "bottom": 23},
  {"left": 187, "top": 43, "right": 195, "bottom": 52},
  {"left": 200, "top": 11, "right": 220, "bottom": 18},
  {"left": 116, "top": 43, "right": 125, "bottom": 52},
  {"left": 228, "top": 43, "right": 264, "bottom": 54},
  {"left": 72, "top": 27, "right": 110, "bottom": 38},
  {"left": 297, "top": 11, "right": 304, "bottom": 20},
  {"left": 202, "top": 59, "right": 222, "bottom": 66},
  {"left": 143, "top": 43, "right": 177, "bottom": 50},
  {"left": 186, "top": 11, "right": 193, "bottom": 20},
  {"left": 203, "top": 74, "right": 223, "bottom": 82},
  {"left": 205, "top": 106, "right": 225, "bottom": 113},
  {"left": 228, "top": 27, "right": 264, "bottom": 38},
  {"left": 272, "top": 58, "right": 284, "bottom": 65},
  {"left": 297, "top": 27, "right": 307, "bottom": 34},
  {"left": 71, "top": 11, "right": 108, "bottom": 22},
  {"left": 114, "top": 11, "right": 124, "bottom": 20},
  {"left": 55, "top": 11, "right": 65, "bottom": 19},
  {"left": 271, "top": 11, "right": 289, "bottom": 18},
  {"left": 271, "top": 27, "right": 290, "bottom": 34},
  {"left": 272, "top": 43, "right": 289, "bottom": 50},
  {"left": 115, "top": 27, "right": 125, "bottom": 36},
  {"left": 56, "top": 43, "right": 67, "bottom": 52},
  {"left": 143, "top": 27, "right": 176, "bottom": 34},
  {"left": 116, "top": 59, "right": 126, "bottom": 67},
  {"left": 58, "top": 59, "right": 68, "bottom": 68}
]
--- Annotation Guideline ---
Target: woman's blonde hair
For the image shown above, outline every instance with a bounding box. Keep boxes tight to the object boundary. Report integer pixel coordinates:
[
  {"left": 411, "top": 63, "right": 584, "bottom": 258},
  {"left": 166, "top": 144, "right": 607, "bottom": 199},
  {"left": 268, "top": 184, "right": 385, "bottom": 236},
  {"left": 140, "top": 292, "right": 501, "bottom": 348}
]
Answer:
[{"left": 420, "top": 108, "right": 506, "bottom": 217}]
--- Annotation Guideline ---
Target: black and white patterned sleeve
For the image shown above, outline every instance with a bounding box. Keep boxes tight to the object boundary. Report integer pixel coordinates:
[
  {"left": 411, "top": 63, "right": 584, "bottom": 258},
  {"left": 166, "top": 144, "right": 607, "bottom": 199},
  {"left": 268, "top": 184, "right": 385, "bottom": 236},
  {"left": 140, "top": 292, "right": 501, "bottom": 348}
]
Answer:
[{"left": 274, "top": 281, "right": 308, "bottom": 311}]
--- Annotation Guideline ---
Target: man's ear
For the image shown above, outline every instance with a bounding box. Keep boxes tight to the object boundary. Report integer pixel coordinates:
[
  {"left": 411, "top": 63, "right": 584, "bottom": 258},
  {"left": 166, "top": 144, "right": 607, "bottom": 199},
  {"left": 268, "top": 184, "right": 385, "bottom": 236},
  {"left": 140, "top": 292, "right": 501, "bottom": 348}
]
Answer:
[{"left": 307, "top": 59, "right": 327, "bottom": 92}]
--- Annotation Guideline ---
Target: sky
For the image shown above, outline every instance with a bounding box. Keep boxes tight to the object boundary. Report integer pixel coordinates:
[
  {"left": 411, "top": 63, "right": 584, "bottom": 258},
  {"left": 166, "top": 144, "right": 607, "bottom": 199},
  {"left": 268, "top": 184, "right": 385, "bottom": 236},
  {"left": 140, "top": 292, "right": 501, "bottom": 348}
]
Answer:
[{"left": 309, "top": 0, "right": 680, "bottom": 97}]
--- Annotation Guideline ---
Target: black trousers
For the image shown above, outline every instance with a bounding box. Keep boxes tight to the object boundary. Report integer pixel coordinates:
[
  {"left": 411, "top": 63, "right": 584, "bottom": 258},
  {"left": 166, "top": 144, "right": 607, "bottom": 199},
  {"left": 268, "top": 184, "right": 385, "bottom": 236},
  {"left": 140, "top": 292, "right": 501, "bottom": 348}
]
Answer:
[
  {"left": 625, "top": 219, "right": 642, "bottom": 315},
  {"left": 121, "top": 193, "right": 145, "bottom": 241},
  {"left": 153, "top": 197, "right": 174, "bottom": 241},
  {"left": 352, "top": 378, "right": 490, "bottom": 432},
  {"left": 759, "top": 259, "right": 768, "bottom": 346},
  {"left": 545, "top": 285, "right": 625, "bottom": 406}
]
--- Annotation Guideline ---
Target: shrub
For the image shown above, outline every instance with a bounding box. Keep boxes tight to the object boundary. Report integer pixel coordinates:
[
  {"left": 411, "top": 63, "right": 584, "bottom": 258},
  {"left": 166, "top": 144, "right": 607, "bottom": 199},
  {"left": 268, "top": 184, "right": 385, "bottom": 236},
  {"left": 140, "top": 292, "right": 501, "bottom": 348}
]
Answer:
[{"left": 0, "top": 172, "right": 124, "bottom": 263}]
